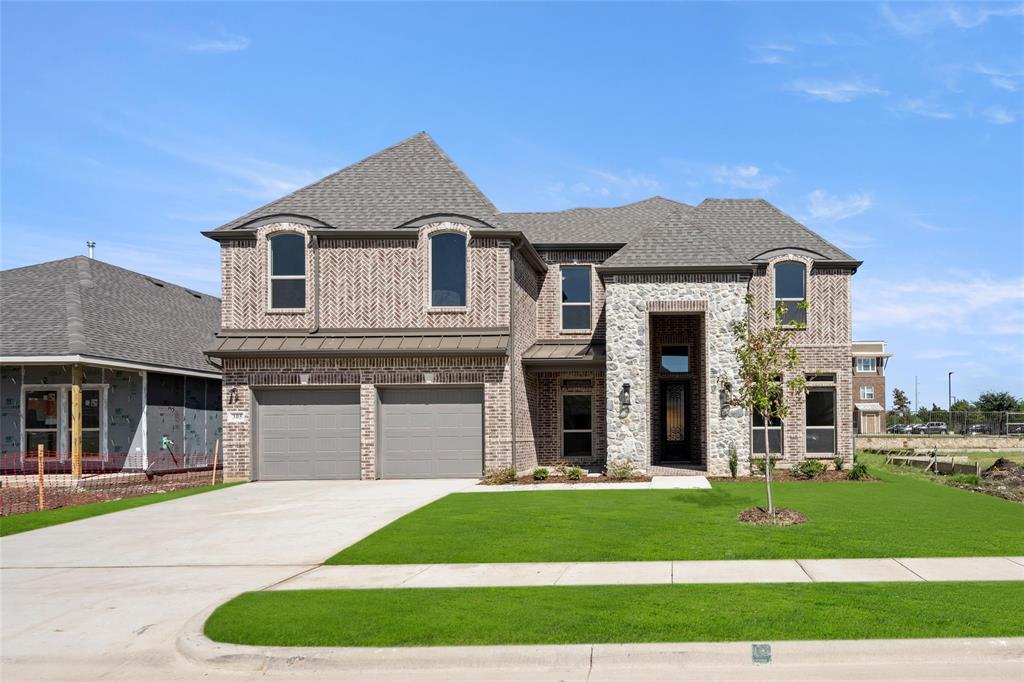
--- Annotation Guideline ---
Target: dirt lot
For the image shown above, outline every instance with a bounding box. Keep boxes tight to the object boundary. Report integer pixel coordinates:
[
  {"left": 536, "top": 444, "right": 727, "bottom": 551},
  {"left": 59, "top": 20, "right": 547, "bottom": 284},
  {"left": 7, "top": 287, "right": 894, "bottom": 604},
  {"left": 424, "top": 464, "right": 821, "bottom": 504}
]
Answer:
[{"left": 947, "top": 458, "right": 1024, "bottom": 503}]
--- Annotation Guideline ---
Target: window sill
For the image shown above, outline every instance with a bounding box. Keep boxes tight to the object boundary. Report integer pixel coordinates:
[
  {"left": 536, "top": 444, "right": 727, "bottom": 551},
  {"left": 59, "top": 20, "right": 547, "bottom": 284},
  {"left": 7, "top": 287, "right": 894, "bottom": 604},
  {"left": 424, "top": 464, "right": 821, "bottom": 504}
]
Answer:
[
  {"left": 427, "top": 306, "right": 469, "bottom": 314},
  {"left": 266, "top": 308, "right": 308, "bottom": 315},
  {"left": 560, "top": 329, "right": 593, "bottom": 334}
]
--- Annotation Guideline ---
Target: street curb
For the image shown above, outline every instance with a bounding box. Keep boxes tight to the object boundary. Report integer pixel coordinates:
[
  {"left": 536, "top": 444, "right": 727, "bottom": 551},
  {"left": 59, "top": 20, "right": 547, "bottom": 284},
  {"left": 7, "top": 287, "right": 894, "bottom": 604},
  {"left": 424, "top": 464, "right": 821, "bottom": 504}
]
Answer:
[{"left": 177, "top": 607, "right": 1024, "bottom": 673}]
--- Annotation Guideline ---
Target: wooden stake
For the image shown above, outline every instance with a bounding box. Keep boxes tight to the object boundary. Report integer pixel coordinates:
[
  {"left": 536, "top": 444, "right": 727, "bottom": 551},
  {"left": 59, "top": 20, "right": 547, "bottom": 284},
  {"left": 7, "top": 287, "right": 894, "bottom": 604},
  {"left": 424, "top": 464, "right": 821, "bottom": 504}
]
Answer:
[
  {"left": 71, "top": 365, "right": 83, "bottom": 480},
  {"left": 211, "top": 439, "right": 220, "bottom": 486},
  {"left": 38, "top": 443, "right": 45, "bottom": 511}
]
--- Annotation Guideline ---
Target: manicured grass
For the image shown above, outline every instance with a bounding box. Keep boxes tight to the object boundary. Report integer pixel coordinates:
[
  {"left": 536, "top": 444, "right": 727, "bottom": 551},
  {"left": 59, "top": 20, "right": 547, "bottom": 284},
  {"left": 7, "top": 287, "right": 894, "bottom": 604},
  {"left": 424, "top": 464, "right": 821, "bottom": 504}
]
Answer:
[
  {"left": 329, "top": 470, "right": 1024, "bottom": 564},
  {"left": 0, "top": 482, "right": 245, "bottom": 537},
  {"left": 205, "top": 582, "right": 1024, "bottom": 647}
]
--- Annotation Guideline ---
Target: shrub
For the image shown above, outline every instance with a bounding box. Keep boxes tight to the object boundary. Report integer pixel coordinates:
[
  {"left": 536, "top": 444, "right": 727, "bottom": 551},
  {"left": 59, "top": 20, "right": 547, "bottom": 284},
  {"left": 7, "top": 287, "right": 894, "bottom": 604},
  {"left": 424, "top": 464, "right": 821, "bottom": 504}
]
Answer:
[
  {"left": 793, "top": 459, "right": 827, "bottom": 479},
  {"left": 482, "top": 466, "right": 516, "bottom": 485},
  {"left": 750, "top": 456, "right": 778, "bottom": 476},
  {"left": 566, "top": 466, "right": 583, "bottom": 481},
  {"left": 728, "top": 445, "right": 738, "bottom": 479},
  {"left": 833, "top": 455, "right": 845, "bottom": 471},
  {"left": 607, "top": 458, "right": 638, "bottom": 480},
  {"left": 848, "top": 462, "right": 870, "bottom": 480},
  {"left": 532, "top": 467, "right": 549, "bottom": 481},
  {"left": 946, "top": 473, "right": 981, "bottom": 486},
  {"left": 552, "top": 461, "right": 571, "bottom": 477}
]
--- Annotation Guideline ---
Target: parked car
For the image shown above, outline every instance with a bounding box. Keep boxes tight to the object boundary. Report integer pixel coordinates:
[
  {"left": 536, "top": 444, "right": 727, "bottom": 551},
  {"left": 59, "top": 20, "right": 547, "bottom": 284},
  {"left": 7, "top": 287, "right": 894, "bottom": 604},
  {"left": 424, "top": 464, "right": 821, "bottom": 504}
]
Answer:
[
  {"left": 960, "top": 424, "right": 993, "bottom": 435},
  {"left": 913, "top": 421, "right": 948, "bottom": 434},
  {"left": 1008, "top": 424, "right": 1024, "bottom": 435},
  {"left": 887, "top": 424, "right": 913, "bottom": 434}
]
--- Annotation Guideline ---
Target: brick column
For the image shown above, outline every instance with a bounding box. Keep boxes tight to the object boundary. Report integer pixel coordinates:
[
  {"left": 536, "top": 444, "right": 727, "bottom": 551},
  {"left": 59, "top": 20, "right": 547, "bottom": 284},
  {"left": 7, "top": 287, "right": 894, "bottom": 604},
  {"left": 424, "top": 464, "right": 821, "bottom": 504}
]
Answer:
[{"left": 359, "top": 384, "right": 377, "bottom": 479}]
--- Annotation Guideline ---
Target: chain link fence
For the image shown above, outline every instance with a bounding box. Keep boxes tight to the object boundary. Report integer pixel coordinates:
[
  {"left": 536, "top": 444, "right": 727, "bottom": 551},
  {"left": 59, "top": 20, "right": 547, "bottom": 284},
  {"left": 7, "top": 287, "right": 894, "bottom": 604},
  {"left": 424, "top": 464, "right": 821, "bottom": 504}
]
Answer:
[
  {"left": 1, "top": 447, "right": 222, "bottom": 517},
  {"left": 885, "top": 411, "right": 1024, "bottom": 435}
]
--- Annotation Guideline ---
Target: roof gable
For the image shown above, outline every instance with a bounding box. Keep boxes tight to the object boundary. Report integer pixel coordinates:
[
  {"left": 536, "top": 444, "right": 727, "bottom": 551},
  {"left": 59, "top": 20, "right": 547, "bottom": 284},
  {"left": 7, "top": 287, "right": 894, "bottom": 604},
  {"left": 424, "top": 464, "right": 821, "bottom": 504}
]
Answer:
[{"left": 214, "top": 132, "right": 500, "bottom": 232}]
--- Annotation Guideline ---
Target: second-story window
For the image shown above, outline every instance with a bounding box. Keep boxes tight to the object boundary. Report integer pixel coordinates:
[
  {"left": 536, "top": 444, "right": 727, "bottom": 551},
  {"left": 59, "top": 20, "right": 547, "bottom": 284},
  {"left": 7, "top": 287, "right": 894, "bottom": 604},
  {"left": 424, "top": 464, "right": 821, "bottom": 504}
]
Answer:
[
  {"left": 774, "top": 261, "right": 806, "bottom": 327},
  {"left": 269, "top": 234, "right": 305, "bottom": 310},
  {"left": 561, "top": 266, "right": 591, "bottom": 331},
  {"left": 430, "top": 233, "right": 467, "bottom": 307},
  {"left": 856, "top": 358, "right": 877, "bottom": 372}
]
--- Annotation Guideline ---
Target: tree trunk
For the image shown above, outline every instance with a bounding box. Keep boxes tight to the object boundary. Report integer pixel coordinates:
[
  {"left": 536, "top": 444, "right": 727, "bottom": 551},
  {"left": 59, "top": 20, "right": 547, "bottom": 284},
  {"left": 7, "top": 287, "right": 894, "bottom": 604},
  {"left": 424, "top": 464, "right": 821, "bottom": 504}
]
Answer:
[{"left": 764, "top": 457, "right": 775, "bottom": 521}]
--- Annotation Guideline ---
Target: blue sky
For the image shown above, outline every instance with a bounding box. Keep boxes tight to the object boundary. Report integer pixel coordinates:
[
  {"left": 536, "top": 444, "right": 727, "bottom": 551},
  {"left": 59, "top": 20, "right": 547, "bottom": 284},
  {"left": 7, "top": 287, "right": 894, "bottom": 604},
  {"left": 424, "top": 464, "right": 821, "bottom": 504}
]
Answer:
[{"left": 2, "top": 2, "right": 1022, "bottom": 407}]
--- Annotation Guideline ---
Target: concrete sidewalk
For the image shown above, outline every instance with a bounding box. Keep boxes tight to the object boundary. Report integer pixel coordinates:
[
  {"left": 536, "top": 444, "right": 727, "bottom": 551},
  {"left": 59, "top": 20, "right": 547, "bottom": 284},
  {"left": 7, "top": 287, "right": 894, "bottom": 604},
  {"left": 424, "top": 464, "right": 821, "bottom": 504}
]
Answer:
[{"left": 271, "top": 556, "right": 1024, "bottom": 590}]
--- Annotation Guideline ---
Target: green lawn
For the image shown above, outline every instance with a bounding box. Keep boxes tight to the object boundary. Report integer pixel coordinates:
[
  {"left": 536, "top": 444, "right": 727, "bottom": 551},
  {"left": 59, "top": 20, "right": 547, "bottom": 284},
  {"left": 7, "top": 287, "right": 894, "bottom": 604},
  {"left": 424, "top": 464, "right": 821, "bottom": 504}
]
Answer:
[
  {"left": 0, "top": 482, "right": 244, "bottom": 537},
  {"left": 329, "top": 470, "right": 1024, "bottom": 564},
  {"left": 205, "top": 582, "right": 1024, "bottom": 647}
]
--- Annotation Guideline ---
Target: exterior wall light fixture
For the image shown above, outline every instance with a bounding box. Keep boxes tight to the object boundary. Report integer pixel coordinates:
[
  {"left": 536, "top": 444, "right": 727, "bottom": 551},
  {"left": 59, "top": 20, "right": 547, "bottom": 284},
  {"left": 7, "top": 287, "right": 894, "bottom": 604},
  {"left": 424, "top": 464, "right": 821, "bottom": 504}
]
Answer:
[{"left": 621, "top": 383, "right": 631, "bottom": 406}]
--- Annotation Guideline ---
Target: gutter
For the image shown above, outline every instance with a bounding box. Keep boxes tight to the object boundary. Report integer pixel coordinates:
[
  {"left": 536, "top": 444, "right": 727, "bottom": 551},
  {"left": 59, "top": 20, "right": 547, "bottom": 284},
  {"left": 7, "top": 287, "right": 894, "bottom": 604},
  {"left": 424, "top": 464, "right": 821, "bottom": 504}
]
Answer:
[
  {"left": 509, "top": 244, "right": 517, "bottom": 470},
  {"left": 598, "top": 264, "right": 756, "bottom": 275},
  {"left": 0, "top": 355, "right": 221, "bottom": 379}
]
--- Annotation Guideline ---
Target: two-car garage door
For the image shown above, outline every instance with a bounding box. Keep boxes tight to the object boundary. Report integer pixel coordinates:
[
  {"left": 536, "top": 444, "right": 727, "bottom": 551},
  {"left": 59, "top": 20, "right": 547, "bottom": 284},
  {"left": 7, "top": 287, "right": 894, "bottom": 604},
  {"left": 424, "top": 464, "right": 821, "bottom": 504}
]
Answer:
[{"left": 254, "top": 387, "right": 483, "bottom": 480}]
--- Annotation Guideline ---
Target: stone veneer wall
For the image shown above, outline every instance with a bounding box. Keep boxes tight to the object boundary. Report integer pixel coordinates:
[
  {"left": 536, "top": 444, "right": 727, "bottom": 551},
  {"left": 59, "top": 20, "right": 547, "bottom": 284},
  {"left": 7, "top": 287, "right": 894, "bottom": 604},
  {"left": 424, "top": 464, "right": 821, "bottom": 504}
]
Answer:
[
  {"left": 220, "top": 355, "right": 511, "bottom": 480},
  {"left": 604, "top": 274, "right": 749, "bottom": 476}
]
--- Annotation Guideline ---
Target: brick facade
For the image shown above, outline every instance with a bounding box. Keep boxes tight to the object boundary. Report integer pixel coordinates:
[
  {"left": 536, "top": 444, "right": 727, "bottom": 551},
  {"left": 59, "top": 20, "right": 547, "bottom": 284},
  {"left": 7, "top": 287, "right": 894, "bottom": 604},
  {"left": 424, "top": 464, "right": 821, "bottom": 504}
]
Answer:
[
  {"left": 217, "top": 227, "right": 857, "bottom": 478},
  {"left": 220, "top": 354, "right": 510, "bottom": 480}
]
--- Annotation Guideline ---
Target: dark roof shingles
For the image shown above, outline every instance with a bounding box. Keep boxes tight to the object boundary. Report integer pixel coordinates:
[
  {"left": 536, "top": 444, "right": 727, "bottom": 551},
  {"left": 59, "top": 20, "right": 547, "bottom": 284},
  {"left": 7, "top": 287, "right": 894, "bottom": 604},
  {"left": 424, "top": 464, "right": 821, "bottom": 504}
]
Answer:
[{"left": 0, "top": 257, "right": 221, "bottom": 374}]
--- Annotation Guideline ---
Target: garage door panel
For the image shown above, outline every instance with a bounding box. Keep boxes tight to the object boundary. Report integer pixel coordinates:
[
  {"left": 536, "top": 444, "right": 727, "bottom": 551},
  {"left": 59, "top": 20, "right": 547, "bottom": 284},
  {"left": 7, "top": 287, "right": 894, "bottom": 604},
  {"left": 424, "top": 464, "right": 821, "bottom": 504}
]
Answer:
[
  {"left": 256, "top": 389, "right": 360, "bottom": 480},
  {"left": 380, "top": 387, "right": 483, "bottom": 479}
]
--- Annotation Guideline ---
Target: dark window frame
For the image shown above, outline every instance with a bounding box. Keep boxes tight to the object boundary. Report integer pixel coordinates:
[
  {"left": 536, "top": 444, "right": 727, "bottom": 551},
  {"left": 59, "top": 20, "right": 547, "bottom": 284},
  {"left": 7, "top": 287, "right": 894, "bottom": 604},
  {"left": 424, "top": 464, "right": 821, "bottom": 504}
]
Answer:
[
  {"left": 805, "top": 388, "right": 837, "bottom": 455},
  {"left": 429, "top": 231, "right": 468, "bottom": 308},
  {"left": 774, "top": 261, "right": 807, "bottom": 328},
  {"left": 561, "top": 392, "right": 593, "bottom": 458},
  {"left": 268, "top": 233, "right": 307, "bottom": 311},
  {"left": 560, "top": 265, "right": 592, "bottom": 332},
  {"left": 751, "top": 407, "right": 783, "bottom": 455}
]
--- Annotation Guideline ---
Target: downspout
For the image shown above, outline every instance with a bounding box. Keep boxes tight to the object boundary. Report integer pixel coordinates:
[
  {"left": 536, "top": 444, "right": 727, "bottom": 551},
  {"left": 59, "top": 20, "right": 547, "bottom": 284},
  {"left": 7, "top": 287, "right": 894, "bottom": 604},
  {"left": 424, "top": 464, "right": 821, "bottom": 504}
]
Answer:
[
  {"left": 308, "top": 235, "right": 321, "bottom": 334},
  {"left": 508, "top": 244, "right": 517, "bottom": 472}
]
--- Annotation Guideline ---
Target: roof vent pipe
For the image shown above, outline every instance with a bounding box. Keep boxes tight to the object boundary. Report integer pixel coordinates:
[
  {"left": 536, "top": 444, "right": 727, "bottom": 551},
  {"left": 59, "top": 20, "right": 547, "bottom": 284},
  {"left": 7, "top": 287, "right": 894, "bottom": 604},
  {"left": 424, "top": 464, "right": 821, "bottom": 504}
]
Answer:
[{"left": 86, "top": 241, "right": 96, "bottom": 258}]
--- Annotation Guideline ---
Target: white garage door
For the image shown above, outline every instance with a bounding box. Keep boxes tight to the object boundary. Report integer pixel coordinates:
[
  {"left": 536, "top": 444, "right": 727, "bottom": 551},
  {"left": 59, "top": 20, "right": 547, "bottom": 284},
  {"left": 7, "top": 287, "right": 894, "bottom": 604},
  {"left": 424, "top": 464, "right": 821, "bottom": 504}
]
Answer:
[
  {"left": 380, "top": 387, "right": 483, "bottom": 479},
  {"left": 255, "top": 389, "right": 360, "bottom": 480}
]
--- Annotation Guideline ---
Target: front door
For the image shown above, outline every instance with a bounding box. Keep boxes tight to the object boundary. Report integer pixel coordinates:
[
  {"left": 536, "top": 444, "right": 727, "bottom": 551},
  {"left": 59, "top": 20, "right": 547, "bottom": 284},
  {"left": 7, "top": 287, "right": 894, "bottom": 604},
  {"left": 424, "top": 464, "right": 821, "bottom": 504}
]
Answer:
[{"left": 660, "top": 380, "right": 694, "bottom": 463}]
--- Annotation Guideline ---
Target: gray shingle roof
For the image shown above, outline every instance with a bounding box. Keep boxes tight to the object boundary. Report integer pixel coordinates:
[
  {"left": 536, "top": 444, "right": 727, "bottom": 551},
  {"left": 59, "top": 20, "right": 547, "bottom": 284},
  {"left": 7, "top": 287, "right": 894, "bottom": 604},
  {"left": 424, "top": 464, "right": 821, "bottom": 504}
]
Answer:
[
  {"left": 601, "top": 204, "right": 747, "bottom": 269},
  {"left": 499, "top": 197, "right": 686, "bottom": 245},
  {"left": 210, "top": 132, "right": 858, "bottom": 268},
  {"left": 214, "top": 132, "right": 501, "bottom": 231},
  {"left": 1, "top": 257, "right": 221, "bottom": 374},
  {"left": 694, "top": 198, "right": 855, "bottom": 262}
]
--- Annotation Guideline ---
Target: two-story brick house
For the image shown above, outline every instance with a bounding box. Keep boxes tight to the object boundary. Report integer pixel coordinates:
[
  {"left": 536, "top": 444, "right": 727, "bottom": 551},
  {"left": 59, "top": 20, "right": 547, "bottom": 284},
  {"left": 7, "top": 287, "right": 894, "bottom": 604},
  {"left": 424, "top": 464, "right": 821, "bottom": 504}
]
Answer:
[
  {"left": 204, "top": 133, "right": 860, "bottom": 480},
  {"left": 851, "top": 340, "right": 892, "bottom": 434}
]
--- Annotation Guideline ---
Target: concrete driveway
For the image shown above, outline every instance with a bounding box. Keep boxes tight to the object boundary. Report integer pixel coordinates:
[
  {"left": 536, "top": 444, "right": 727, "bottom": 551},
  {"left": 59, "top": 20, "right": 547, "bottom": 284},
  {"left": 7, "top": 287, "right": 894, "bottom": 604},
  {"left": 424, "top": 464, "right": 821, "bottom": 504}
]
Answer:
[{"left": 0, "top": 479, "right": 473, "bottom": 681}]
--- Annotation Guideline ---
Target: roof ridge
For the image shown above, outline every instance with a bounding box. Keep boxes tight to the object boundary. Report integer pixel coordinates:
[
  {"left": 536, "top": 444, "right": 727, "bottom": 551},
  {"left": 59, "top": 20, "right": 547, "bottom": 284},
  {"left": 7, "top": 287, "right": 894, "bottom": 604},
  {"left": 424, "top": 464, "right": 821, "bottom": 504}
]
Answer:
[{"left": 213, "top": 131, "right": 434, "bottom": 231}]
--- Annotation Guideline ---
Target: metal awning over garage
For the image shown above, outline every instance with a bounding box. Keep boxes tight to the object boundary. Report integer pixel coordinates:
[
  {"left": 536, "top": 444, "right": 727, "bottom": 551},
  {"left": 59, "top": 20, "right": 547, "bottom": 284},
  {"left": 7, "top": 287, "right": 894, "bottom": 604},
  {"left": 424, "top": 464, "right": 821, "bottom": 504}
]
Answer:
[
  {"left": 208, "top": 329, "right": 509, "bottom": 357},
  {"left": 522, "top": 341, "right": 605, "bottom": 369}
]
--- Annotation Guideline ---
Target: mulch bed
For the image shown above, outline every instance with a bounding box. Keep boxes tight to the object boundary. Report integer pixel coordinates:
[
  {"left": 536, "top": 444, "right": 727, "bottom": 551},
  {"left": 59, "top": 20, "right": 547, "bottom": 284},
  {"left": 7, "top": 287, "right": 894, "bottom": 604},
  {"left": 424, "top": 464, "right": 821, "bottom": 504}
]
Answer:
[
  {"left": 737, "top": 507, "right": 808, "bottom": 526},
  {"left": 710, "top": 470, "right": 875, "bottom": 483},
  {"left": 509, "top": 474, "right": 653, "bottom": 485}
]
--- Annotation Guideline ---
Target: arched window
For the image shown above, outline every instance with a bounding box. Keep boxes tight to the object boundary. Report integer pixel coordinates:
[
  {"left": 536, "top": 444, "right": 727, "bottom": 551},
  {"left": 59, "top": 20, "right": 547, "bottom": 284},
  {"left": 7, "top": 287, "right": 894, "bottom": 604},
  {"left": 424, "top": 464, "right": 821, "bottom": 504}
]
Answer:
[
  {"left": 268, "top": 234, "right": 305, "bottom": 309},
  {"left": 774, "top": 261, "right": 806, "bottom": 326},
  {"left": 430, "top": 232, "right": 467, "bottom": 307}
]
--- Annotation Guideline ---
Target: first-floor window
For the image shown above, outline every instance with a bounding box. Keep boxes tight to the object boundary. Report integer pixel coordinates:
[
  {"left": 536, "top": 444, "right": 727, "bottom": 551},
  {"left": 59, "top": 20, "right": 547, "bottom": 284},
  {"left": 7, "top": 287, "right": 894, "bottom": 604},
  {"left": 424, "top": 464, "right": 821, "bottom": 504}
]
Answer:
[
  {"left": 860, "top": 385, "right": 874, "bottom": 400},
  {"left": 68, "top": 389, "right": 102, "bottom": 454},
  {"left": 25, "top": 390, "right": 59, "bottom": 456},
  {"left": 805, "top": 389, "right": 836, "bottom": 454},
  {"left": 562, "top": 394, "right": 592, "bottom": 457},
  {"left": 752, "top": 408, "right": 782, "bottom": 455}
]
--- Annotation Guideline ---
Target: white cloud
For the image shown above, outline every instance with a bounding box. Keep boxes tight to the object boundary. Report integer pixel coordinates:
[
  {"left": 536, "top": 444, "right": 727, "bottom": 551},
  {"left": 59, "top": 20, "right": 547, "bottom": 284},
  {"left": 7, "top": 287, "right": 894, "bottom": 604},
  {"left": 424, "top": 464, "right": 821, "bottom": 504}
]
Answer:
[
  {"left": 895, "top": 98, "right": 956, "bottom": 120},
  {"left": 984, "top": 105, "right": 1017, "bottom": 124},
  {"left": 914, "top": 218, "right": 957, "bottom": 233},
  {"left": 710, "top": 164, "right": 779, "bottom": 192},
  {"left": 749, "top": 43, "right": 795, "bottom": 65},
  {"left": 805, "top": 190, "right": 873, "bottom": 221},
  {"left": 185, "top": 30, "right": 250, "bottom": 54},
  {"left": 787, "top": 79, "right": 886, "bottom": 103},
  {"left": 548, "top": 168, "right": 659, "bottom": 202},
  {"left": 854, "top": 274, "right": 1024, "bottom": 335},
  {"left": 881, "top": 3, "right": 1024, "bottom": 35},
  {"left": 974, "top": 64, "right": 1020, "bottom": 92}
]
